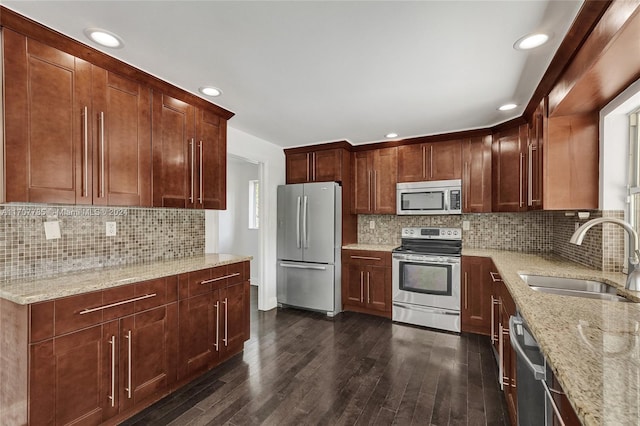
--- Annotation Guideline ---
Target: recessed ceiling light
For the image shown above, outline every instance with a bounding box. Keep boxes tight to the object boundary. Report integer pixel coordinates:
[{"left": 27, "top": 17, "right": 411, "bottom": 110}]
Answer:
[
  {"left": 385, "top": 133, "right": 398, "bottom": 139},
  {"left": 514, "top": 33, "right": 550, "bottom": 50},
  {"left": 83, "top": 28, "right": 124, "bottom": 49},
  {"left": 498, "top": 103, "right": 518, "bottom": 111},
  {"left": 199, "top": 86, "right": 223, "bottom": 97}
]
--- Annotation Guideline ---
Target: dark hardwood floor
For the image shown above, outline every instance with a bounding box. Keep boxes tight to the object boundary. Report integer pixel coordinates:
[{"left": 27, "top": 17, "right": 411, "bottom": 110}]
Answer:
[{"left": 121, "top": 287, "right": 509, "bottom": 426}]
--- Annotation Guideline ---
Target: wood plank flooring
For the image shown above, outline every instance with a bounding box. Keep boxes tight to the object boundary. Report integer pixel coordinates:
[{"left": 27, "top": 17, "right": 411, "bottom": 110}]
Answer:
[{"left": 121, "top": 287, "right": 509, "bottom": 426}]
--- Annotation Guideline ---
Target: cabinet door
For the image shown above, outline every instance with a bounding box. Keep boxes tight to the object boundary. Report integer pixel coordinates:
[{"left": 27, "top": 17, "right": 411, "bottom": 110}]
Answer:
[
  {"left": 152, "top": 93, "right": 195, "bottom": 208},
  {"left": 372, "top": 147, "right": 397, "bottom": 214},
  {"left": 462, "top": 137, "right": 492, "bottom": 213},
  {"left": 313, "top": 149, "right": 343, "bottom": 182},
  {"left": 352, "top": 151, "right": 372, "bottom": 213},
  {"left": 366, "top": 266, "right": 390, "bottom": 313},
  {"left": 397, "top": 144, "right": 425, "bottom": 182},
  {"left": 286, "top": 152, "right": 311, "bottom": 184},
  {"left": 29, "top": 323, "right": 118, "bottom": 425},
  {"left": 92, "top": 68, "right": 151, "bottom": 207},
  {"left": 344, "top": 262, "right": 364, "bottom": 306},
  {"left": 177, "top": 293, "right": 215, "bottom": 380},
  {"left": 119, "top": 304, "right": 177, "bottom": 412},
  {"left": 220, "top": 282, "right": 246, "bottom": 360},
  {"left": 461, "top": 256, "right": 492, "bottom": 335},
  {"left": 429, "top": 140, "right": 462, "bottom": 180},
  {"left": 197, "top": 108, "right": 226, "bottom": 209},
  {"left": 4, "top": 30, "right": 92, "bottom": 204},
  {"left": 492, "top": 125, "right": 526, "bottom": 212}
]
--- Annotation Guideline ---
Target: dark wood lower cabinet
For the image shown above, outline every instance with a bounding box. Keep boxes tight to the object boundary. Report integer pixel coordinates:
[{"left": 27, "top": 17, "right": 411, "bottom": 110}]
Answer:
[
  {"left": 460, "top": 256, "right": 492, "bottom": 335},
  {"left": 341, "top": 250, "right": 392, "bottom": 318},
  {"left": 3, "top": 261, "right": 249, "bottom": 425}
]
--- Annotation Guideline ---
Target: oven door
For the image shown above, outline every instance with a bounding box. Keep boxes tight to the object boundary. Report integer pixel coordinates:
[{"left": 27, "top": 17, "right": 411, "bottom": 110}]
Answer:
[{"left": 392, "top": 254, "right": 460, "bottom": 311}]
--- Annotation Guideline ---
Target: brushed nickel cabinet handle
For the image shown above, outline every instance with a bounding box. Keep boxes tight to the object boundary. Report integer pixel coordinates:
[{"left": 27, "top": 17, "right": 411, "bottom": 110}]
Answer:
[
  {"left": 360, "top": 271, "right": 364, "bottom": 303},
  {"left": 189, "top": 139, "right": 195, "bottom": 203},
  {"left": 79, "top": 293, "right": 156, "bottom": 314},
  {"left": 350, "top": 255, "right": 381, "bottom": 261},
  {"left": 464, "top": 272, "right": 468, "bottom": 309},
  {"left": 368, "top": 170, "right": 372, "bottom": 211},
  {"left": 528, "top": 143, "right": 533, "bottom": 206},
  {"left": 519, "top": 152, "right": 524, "bottom": 208},
  {"left": 214, "top": 300, "right": 220, "bottom": 351},
  {"left": 125, "top": 329, "right": 132, "bottom": 399},
  {"left": 430, "top": 146, "right": 433, "bottom": 178},
  {"left": 367, "top": 272, "right": 371, "bottom": 304},
  {"left": 489, "top": 272, "right": 502, "bottom": 282},
  {"left": 198, "top": 140, "right": 203, "bottom": 204},
  {"left": 199, "top": 273, "right": 240, "bottom": 285},
  {"left": 108, "top": 335, "right": 116, "bottom": 407},
  {"left": 100, "top": 111, "right": 105, "bottom": 198},
  {"left": 83, "top": 106, "right": 89, "bottom": 198},
  {"left": 223, "top": 298, "right": 228, "bottom": 347}
]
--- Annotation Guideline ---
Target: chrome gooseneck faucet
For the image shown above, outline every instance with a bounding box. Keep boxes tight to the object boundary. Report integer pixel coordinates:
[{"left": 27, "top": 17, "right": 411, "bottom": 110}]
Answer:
[{"left": 570, "top": 217, "right": 640, "bottom": 291}]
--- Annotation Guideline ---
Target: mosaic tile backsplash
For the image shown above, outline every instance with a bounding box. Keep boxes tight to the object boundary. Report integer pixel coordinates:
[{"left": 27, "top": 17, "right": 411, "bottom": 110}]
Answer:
[
  {"left": 0, "top": 204, "right": 204, "bottom": 281},
  {"left": 358, "top": 210, "right": 626, "bottom": 272}
]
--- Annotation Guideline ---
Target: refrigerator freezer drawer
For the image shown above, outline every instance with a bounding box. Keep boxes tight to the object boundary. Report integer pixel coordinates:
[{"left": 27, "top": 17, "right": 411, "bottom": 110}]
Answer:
[{"left": 277, "top": 262, "right": 339, "bottom": 316}]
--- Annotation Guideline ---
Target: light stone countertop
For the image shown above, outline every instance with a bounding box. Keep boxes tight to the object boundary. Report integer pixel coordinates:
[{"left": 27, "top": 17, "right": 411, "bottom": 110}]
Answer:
[
  {"left": 0, "top": 254, "right": 252, "bottom": 305},
  {"left": 342, "top": 243, "right": 398, "bottom": 252},
  {"left": 463, "top": 248, "right": 640, "bottom": 426}
]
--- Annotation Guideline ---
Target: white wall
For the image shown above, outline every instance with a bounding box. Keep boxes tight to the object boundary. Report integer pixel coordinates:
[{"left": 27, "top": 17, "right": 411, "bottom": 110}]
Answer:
[
  {"left": 219, "top": 157, "right": 260, "bottom": 284},
  {"left": 205, "top": 125, "right": 285, "bottom": 311},
  {"left": 600, "top": 77, "right": 640, "bottom": 211}
]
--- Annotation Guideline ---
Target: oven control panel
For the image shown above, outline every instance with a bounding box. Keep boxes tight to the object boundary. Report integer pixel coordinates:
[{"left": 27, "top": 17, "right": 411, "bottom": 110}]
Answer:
[{"left": 401, "top": 227, "right": 462, "bottom": 240}]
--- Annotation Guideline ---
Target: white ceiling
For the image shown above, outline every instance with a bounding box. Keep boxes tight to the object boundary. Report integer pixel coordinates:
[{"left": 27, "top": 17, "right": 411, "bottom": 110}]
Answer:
[{"left": 2, "top": 0, "right": 583, "bottom": 148}]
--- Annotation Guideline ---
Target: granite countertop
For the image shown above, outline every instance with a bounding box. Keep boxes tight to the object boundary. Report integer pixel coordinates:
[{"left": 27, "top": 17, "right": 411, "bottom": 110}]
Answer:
[
  {"left": 0, "top": 254, "right": 252, "bottom": 305},
  {"left": 463, "top": 249, "right": 640, "bottom": 425},
  {"left": 342, "top": 243, "right": 398, "bottom": 252}
]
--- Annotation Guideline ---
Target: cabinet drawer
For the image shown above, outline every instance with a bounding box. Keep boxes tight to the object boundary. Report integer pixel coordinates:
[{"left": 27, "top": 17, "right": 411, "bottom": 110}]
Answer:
[
  {"left": 343, "top": 250, "right": 391, "bottom": 267},
  {"left": 186, "top": 269, "right": 213, "bottom": 297},
  {"left": 226, "top": 262, "right": 245, "bottom": 285}
]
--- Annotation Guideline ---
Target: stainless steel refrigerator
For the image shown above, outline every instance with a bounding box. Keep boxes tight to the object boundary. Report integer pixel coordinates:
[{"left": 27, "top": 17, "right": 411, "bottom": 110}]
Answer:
[{"left": 277, "top": 182, "right": 342, "bottom": 316}]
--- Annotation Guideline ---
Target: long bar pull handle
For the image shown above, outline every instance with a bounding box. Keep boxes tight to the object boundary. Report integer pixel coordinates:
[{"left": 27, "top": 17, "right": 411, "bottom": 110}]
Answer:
[
  {"left": 366, "top": 272, "right": 371, "bottom": 304},
  {"left": 199, "top": 273, "right": 241, "bottom": 285},
  {"left": 223, "top": 298, "right": 228, "bottom": 347},
  {"left": 125, "top": 329, "right": 132, "bottom": 399},
  {"left": 302, "top": 195, "right": 308, "bottom": 248},
  {"left": 464, "top": 272, "right": 468, "bottom": 309},
  {"left": 430, "top": 146, "right": 433, "bottom": 178},
  {"left": 296, "top": 196, "right": 301, "bottom": 249},
  {"left": 368, "top": 170, "right": 372, "bottom": 211},
  {"left": 79, "top": 293, "right": 156, "bottom": 314},
  {"left": 360, "top": 271, "right": 364, "bottom": 303},
  {"left": 489, "top": 271, "right": 502, "bottom": 282},
  {"left": 83, "top": 106, "right": 89, "bottom": 198},
  {"left": 108, "top": 335, "right": 116, "bottom": 407},
  {"left": 189, "top": 139, "right": 195, "bottom": 203},
  {"left": 502, "top": 327, "right": 511, "bottom": 385},
  {"left": 279, "top": 263, "right": 326, "bottom": 270},
  {"left": 519, "top": 152, "right": 524, "bottom": 208},
  {"left": 490, "top": 296, "right": 496, "bottom": 343},
  {"left": 214, "top": 300, "right": 220, "bottom": 351},
  {"left": 350, "top": 256, "right": 381, "bottom": 261},
  {"left": 100, "top": 111, "right": 105, "bottom": 198},
  {"left": 528, "top": 143, "right": 533, "bottom": 206},
  {"left": 464, "top": 162, "right": 468, "bottom": 210},
  {"left": 311, "top": 152, "right": 316, "bottom": 181},
  {"left": 198, "top": 141, "right": 203, "bottom": 204},
  {"left": 373, "top": 170, "right": 377, "bottom": 210}
]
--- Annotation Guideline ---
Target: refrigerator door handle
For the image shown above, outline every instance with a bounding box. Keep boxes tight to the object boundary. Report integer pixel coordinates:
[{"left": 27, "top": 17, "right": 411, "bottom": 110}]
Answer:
[
  {"left": 296, "top": 196, "right": 301, "bottom": 249},
  {"left": 279, "top": 263, "right": 327, "bottom": 271},
  {"left": 302, "top": 195, "right": 309, "bottom": 248}
]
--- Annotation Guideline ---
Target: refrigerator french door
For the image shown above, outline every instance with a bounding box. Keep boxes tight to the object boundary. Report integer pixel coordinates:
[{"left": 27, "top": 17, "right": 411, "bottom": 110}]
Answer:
[{"left": 277, "top": 182, "right": 342, "bottom": 316}]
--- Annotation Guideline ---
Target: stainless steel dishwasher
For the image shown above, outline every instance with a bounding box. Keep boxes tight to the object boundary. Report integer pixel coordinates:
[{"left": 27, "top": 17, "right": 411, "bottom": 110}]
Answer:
[{"left": 509, "top": 314, "right": 565, "bottom": 426}]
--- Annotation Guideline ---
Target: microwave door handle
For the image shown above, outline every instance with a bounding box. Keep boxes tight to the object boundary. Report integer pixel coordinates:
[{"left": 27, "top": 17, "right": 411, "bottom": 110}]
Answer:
[{"left": 443, "top": 189, "right": 449, "bottom": 211}]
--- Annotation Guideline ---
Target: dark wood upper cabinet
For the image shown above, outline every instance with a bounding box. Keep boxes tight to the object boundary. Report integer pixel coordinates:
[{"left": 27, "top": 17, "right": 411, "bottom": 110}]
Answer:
[
  {"left": 152, "top": 93, "right": 227, "bottom": 209},
  {"left": 397, "top": 140, "right": 462, "bottom": 182},
  {"left": 4, "top": 29, "right": 152, "bottom": 207},
  {"left": 492, "top": 125, "right": 528, "bottom": 212},
  {"left": 462, "top": 136, "right": 492, "bottom": 213},
  {"left": 527, "top": 100, "right": 544, "bottom": 210},
  {"left": 353, "top": 147, "right": 397, "bottom": 214},
  {"left": 285, "top": 148, "right": 345, "bottom": 184}
]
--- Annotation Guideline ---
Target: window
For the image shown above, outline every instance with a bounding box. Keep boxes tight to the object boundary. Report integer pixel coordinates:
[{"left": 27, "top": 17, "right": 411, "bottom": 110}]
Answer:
[{"left": 249, "top": 180, "right": 259, "bottom": 229}]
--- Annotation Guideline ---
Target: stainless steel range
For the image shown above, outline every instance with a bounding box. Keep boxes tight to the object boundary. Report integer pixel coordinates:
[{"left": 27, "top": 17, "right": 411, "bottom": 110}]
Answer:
[{"left": 392, "top": 227, "right": 462, "bottom": 332}]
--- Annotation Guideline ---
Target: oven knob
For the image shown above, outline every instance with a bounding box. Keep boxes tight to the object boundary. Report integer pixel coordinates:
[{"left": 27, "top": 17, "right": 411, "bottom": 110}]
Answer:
[{"left": 410, "top": 230, "right": 415, "bottom": 235}]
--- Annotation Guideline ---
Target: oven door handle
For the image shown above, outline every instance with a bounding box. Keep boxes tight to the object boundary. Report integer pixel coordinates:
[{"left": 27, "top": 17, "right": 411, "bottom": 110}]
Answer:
[
  {"left": 392, "top": 302, "right": 459, "bottom": 316},
  {"left": 393, "top": 255, "right": 460, "bottom": 264}
]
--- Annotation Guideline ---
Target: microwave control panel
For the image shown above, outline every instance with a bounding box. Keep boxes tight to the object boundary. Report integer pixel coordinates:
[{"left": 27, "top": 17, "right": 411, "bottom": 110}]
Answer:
[{"left": 449, "top": 190, "right": 461, "bottom": 210}]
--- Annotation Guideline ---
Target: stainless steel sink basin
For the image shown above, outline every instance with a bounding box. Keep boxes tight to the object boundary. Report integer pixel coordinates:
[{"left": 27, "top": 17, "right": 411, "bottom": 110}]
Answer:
[{"left": 518, "top": 274, "right": 631, "bottom": 302}]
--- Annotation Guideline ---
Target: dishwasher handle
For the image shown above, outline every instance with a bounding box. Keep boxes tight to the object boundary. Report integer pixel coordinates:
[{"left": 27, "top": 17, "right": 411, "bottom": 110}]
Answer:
[{"left": 509, "top": 315, "right": 546, "bottom": 380}]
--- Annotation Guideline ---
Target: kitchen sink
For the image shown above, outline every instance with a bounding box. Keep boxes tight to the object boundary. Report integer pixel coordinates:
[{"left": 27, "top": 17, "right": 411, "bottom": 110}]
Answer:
[{"left": 518, "top": 274, "right": 632, "bottom": 302}]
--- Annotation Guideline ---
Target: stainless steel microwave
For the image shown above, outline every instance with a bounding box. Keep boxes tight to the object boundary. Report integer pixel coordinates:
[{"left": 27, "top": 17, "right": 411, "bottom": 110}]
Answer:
[{"left": 396, "top": 179, "right": 462, "bottom": 215}]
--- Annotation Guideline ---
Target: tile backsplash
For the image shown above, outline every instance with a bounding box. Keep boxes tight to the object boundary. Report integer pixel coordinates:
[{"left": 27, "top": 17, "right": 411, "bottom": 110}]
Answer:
[
  {"left": 0, "top": 204, "right": 204, "bottom": 281},
  {"left": 358, "top": 210, "right": 626, "bottom": 272}
]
